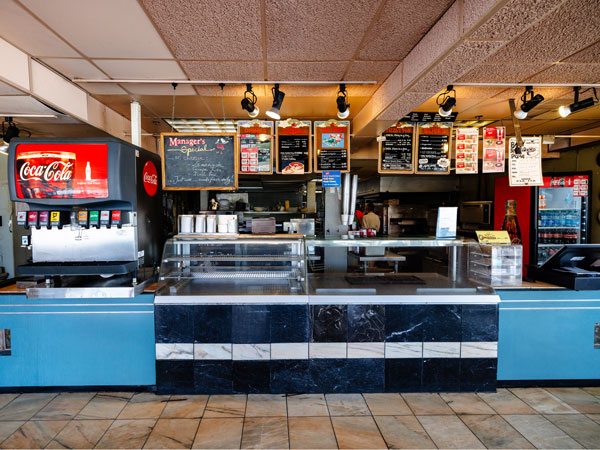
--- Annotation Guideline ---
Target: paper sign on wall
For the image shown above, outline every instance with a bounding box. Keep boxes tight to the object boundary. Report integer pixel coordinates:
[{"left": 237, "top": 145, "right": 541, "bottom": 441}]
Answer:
[
  {"left": 455, "top": 128, "right": 479, "bottom": 174},
  {"left": 483, "top": 126, "right": 506, "bottom": 173},
  {"left": 509, "top": 136, "right": 543, "bottom": 186}
]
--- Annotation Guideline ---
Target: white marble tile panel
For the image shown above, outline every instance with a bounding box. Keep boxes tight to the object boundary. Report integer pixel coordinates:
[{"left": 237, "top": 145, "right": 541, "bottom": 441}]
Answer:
[
  {"left": 423, "top": 342, "right": 460, "bottom": 358},
  {"left": 385, "top": 342, "right": 423, "bottom": 358},
  {"left": 309, "top": 343, "right": 347, "bottom": 359},
  {"left": 347, "top": 342, "right": 385, "bottom": 358},
  {"left": 271, "top": 343, "right": 309, "bottom": 360},
  {"left": 156, "top": 343, "right": 193, "bottom": 360},
  {"left": 232, "top": 343, "right": 270, "bottom": 360},
  {"left": 461, "top": 341, "right": 498, "bottom": 358},
  {"left": 194, "top": 343, "right": 232, "bottom": 360}
]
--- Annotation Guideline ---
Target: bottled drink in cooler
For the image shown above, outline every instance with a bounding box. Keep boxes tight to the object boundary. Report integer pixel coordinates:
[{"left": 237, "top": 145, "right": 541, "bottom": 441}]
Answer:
[{"left": 502, "top": 200, "right": 522, "bottom": 245}]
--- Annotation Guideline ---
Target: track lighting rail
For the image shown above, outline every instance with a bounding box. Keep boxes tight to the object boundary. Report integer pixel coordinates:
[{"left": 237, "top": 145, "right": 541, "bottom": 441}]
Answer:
[{"left": 72, "top": 79, "right": 377, "bottom": 85}]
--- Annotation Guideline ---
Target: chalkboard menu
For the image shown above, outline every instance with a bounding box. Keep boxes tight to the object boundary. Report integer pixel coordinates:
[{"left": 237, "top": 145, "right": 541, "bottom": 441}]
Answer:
[
  {"left": 378, "top": 122, "right": 415, "bottom": 173},
  {"left": 415, "top": 122, "right": 452, "bottom": 174},
  {"left": 276, "top": 119, "right": 311, "bottom": 174},
  {"left": 238, "top": 120, "right": 273, "bottom": 174},
  {"left": 314, "top": 120, "right": 350, "bottom": 173},
  {"left": 160, "top": 133, "right": 237, "bottom": 190}
]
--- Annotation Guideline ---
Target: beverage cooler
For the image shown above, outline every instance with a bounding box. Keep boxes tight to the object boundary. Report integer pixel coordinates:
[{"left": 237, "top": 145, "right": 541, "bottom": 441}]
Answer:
[
  {"left": 494, "top": 172, "right": 591, "bottom": 272},
  {"left": 7, "top": 137, "right": 162, "bottom": 280}
]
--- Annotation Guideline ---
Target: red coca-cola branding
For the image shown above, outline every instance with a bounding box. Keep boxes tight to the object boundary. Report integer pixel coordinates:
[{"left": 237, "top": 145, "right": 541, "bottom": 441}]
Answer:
[
  {"left": 14, "top": 144, "right": 108, "bottom": 199},
  {"left": 142, "top": 161, "right": 158, "bottom": 197}
]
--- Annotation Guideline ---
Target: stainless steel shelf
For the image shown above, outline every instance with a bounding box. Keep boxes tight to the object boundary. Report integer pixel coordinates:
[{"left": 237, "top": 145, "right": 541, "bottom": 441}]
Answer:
[
  {"left": 163, "top": 255, "right": 303, "bottom": 262},
  {"left": 306, "top": 237, "right": 470, "bottom": 248}
]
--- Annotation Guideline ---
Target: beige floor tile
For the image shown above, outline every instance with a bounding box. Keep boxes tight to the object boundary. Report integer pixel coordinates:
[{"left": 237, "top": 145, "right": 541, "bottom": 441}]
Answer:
[
  {"left": 546, "top": 387, "right": 600, "bottom": 414},
  {"left": 503, "top": 414, "right": 583, "bottom": 449},
  {"left": 100, "top": 391, "right": 136, "bottom": 399},
  {"left": 0, "top": 420, "right": 67, "bottom": 449},
  {"left": 402, "top": 393, "right": 454, "bottom": 415},
  {"left": 544, "top": 413, "right": 600, "bottom": 449},
  {"left": 478, "top": 389, "right": 537, "bottom": 415},
  {"left": 241, "top": 417, "right": 288, "bottom": 449},
  {"left": 45, "top": 419, "right": 112, "bottom": 449},
  {"left": 0, "top": 394, "right": 18, "bottom": 409},
  {"left": 0, "top": 421, "right": 25, "bottom": 442},
  {"left": 76, "top": 393, "right": 129, "bottom": 419},
  {"left": 510, "top": 387, "right": 579, "bottom": 414},
  {"left": 583, "top": 387, "right": 600, "bottom": 399},
  {"left": 118, "top": 393, "right": 169, "bottom": 419},
  {"left": 460, "top": 414, "right": 535, "bottom": 449},
  {"left": 326, "top": 394, "right": 370, "bottom": 416},
  {"left": 143, "top": 418, "right": 200, "bottom": 449},
  {"left": 286, "top": 394, "right": 328, "bottom": 417},
  {"left": 288, "top": 417, "right": 338, "bottom": 449},
  {"left": 33, "top": 392, "right": 94, "bottom": 420},
  {"left": 417, "top": 415, "right": 485, "bottom": 449},
  {"left": 246, "top": 394, "right": 287, "bottom": 417},
  {"left": 363, "top": 393, "right": 412, "bottom": 416},
  {"left": 331, "top": 416, "right": 387, "bottom": 449},
  {"left": 587, "top": 413, "right": 600, "bottom": 424},
  {"left": 161, "top": 396, "right": 209, "bottom": 419},
  {"left": 193, "top": 418, "right": 243, "bottom": 449},
  {"left": 441, "top": 393, "right": 496, "bottom": 414},
  {"left": 204, "top": 395, "right": 247, "bottom": 418},
  {"left": 374, "top": 415, "right": 436, "bottom": 449},
  {"left": 0, "top": 393, "right": 57, "bottom": 421},
  {"left": 95, "top": 419, "right": 156, "bottom": 449}
]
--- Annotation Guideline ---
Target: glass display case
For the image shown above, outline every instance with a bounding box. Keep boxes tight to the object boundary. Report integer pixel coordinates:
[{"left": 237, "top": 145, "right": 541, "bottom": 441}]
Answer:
[
  {"left": 156, "top": 237, "right": 306, "bottom": 296},
  {"left": 468, "top": 243, "right": 522, "bottom": 287}
]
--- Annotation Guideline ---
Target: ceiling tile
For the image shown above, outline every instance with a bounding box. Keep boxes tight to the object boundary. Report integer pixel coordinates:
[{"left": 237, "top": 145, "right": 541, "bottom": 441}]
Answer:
[
  {"left": 527, "top": 63, "right": 600, "bottom": 84},
  {"left": 358, "top": 0, "right": 453, "bottom": 60},
  {"left": 265, "top": 0, "right": 382, "bottom": 60},
  {"left": 42, "top": 58, "right": 107, "bottom": 80},
  {"left": 267, "top": 61, "right": 347, "bottom": 81},
  {"left": 344, "top": 61, "right": 399, "bottom": 82},
  {"left": 140, "top": 0, "right": 262, "bottom": 60},
  {"left": 21, "top": 0, "right": 173, "bottom": 58},
  {"left": 564, "top": 41, "right": 600, "bottom": 63},
  {"left": 93, "top": 59, "right": 186, "bottom": 79},
  {"left": 457, "top": 64, "right": 548, "bottom": 83},
  {"left": 0, "top": 95, "right": 62, "bottom": 115},
  {"left": 78, "top": 82, "right": 127, "bottom": 95},
  {"left": 0, "top": 81, "right": 26, "bottom": 95},
  {"left": 181, "top": 61, "right": 264, "bottom": 81},
  {"left": 377, "top": 91, "right": 433, "bottom": 120}
]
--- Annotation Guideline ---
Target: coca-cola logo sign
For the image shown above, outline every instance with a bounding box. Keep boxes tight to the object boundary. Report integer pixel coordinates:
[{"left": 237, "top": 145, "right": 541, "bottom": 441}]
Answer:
[
  {"left": 19, "top": 160, "right": 74, "bottom": 182},
  {"left": 142, "top": 161, "right": 158, "bottom": 196}
]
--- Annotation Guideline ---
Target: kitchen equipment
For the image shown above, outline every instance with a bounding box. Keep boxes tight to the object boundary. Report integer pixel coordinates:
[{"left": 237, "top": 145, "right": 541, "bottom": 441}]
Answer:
[
  {"left": 459, "top": 201, "right": 493, "bottom": 230},
  {"left": 195, "top": 215, "right": 206, "bottom": 233},
  {"left": 206, "top": 215, "right": 217, "bottom": 233},
  {"left": 251, "top": 218, "right": 276, "bottom": 234},
  {"left": 179, "top": 215, "right": 194, "bottom": 234}
]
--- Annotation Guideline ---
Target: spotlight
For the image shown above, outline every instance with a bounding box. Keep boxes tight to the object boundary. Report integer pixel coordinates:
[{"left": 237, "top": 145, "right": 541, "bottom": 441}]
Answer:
[
  {"left": 241, "top": 84, "right": 259, "bottom": 118},
  {"left": 437, "top": 85, "right": 456, "bottom": 117},
  {"left": 1, "top": 117, "right": 19, "bottom": 143},
  {"left": 514, "top": 86, "right": 544, "bottom": 119},
  {"left": 266, "top": 84, "right": 285, "bottom": 120},
  {"left": 336, "top": 84, "right": 350, "bottom": 119},
  {"left": 558, "top": 86, "right": 597, "bottom": 118}
]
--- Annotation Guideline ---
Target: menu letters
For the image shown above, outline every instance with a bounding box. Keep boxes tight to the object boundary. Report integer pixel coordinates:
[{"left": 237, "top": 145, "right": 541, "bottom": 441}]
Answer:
[
  {"left": 415, "top": 122, "right": 452, "bottom": 174},
  {"left": 482, "top": 126, "right": 506, "bottom": 173},
  {"left": 508, "top": 136, "right": 543, "bottom": 186},
  {"left": 378, "top": 122, "right": 415, "bottom": 173},
  {"left": 314, "top": 120, "right": 350, "bottom": 173},
  {"left": 238, "top": 121, "right": 273, "bottom": 174},
  {"left": 455, "top": 128, "right": 479, "bottom": 174},
  {"left": 276, "top": 120, "right": 312, "bottom": 174}
]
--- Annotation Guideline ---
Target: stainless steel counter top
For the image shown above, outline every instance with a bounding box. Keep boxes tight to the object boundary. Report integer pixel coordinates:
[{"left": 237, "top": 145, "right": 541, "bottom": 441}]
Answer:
[{"left": 306, "top": 236, "right": 473, "bottom": 247}]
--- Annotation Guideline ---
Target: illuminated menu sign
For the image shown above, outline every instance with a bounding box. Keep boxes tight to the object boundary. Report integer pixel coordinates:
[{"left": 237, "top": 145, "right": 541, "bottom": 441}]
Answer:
[
  {"left": 415, "top": 122, "right": 452, "bottom": 174},
  {"left": 379, "top": 122, "right": 415, "bottom": 173},
  {"left": 314, "top": 120, "right": 350, "bottom": 173},
  {"left": 238, "top": 121, "right": 273, "bottom": 174},
  {"left": 276, "top": 120, "right": 311, "bottom": 174}
]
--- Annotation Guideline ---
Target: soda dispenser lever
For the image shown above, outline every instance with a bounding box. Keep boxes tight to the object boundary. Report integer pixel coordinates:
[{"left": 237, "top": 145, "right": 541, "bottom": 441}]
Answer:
[
  {"left": 78, "top": 210, "right": 89, "bottom": 229},
  {"left": 111, "top": 211, "right": 122, "bottom": 228}
]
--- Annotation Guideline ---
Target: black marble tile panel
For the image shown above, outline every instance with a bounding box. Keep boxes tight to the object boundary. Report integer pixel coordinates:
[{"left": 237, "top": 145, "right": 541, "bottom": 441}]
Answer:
[
  {"left": 194, "top": 305, "right": 232, "bottom": 343},
  {"left": 233, "top": 361, "right": 270, "bottom": 393},
  {"left": 232, "top": 305, "right": 270, "bottom": 344},
  {"left": 348, "top": 305, "right": 385, "bottom": 342},
  {"left": 461, "top": 358, "right": 498, "bottom": 392},
  {"left": 270, "top": 360, "right": 309, "bottom": 394},
  {"left": 422, "top": 358, "right": 460, "bottom": 392},
  {"left": 308, "top": 359, "right": 348, "bottom": 393},
  {"left": 422, "top": 305, "right": 462, "bottom": 342},
  {"left": 194, "top": 361, "right": 233, "bottom": 394},
  {"left": 385, "top": 359, "right": 422, "bottom": 392},
  {"left": 156, "top": 360, "right": 194, "bottom": 395},
  {"left": 270, "top": 305, "right": 309, "bottom": 343},
  {"left": 346, "top": 359, "right": 385, "bottom": 393},
  {"left": 462, "top": 305, "right": 498, "bottom": 342},
  {"left": 385, "top": 305, "right": 425, "bottom": 342},
  {"left": 155, "top": 305, "right": 194, "bottom": 343},
  {"left": 311, "top": 305, "right": 347, "bottom": 342}
]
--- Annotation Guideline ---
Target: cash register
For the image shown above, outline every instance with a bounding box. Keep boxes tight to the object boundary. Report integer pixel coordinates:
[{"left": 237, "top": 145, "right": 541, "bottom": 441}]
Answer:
[{"left": 529, "top": 244, "right": 600, "bottom": 290}]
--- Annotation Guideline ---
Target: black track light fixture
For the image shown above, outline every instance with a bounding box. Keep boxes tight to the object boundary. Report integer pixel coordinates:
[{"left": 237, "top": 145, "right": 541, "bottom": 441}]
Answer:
[
  {"left": 241, "top": 83, "right": 259, "bottom": 118},
  {"left": 559, "top": 86, "right": 598, "bottom": 118},
  {"left": 266, "top": 84, "right": 285, "bottom": 120},
  {"left": 437, "top": 85, "right": 456, "bottom": 117},
  {"left": 514, "top": 86, "right": 544, "bottom": 119},
  {"left": 1, "top": 117, "right": 20, "bottom": 143},
  {"left": 336, "top": 84, "right": 350, "bottom": 119}
]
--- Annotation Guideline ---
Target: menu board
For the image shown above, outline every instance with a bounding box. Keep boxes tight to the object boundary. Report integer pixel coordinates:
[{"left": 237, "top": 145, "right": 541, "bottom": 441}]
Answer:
[
  {"left": 314, "top": 120, "right": 350, "bottom": 173},
  {"left": 161, "top": 133, "right": 237, "bottom": 190},
  {"left": 415, "top": 122, "right": 452, "bottom": 174},
  {"left": 276, "top": 119, "right": 312, "bottom": 174},
  {"left": 238, "top": 120, "right": 273, "bottom": 174},
  {"left": 509, "top": 136, "right": 543, "bottom": 186},
  {"left": 455, "top": 128, "right": 479, "bottom": 174},
  {"left": 482, "top": 126, "right": 506, "bottom": 173},
  {"left": 378, "top": 122, "right": 415, "bottom": 173}
]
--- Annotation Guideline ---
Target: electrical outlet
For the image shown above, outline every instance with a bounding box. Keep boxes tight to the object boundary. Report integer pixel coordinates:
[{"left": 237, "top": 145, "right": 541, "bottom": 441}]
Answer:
[{"left": 595, "top": 323, "right": 600, "bottom": 349}]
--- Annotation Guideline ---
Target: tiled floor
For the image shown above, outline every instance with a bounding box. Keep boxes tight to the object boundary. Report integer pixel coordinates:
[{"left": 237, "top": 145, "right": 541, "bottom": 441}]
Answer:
[{"left": 0, "top": 388, "right": 600, "bottom": 449}]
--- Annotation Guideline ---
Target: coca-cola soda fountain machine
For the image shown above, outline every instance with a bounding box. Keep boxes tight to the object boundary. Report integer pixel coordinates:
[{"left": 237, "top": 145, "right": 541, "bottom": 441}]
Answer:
[{"left": 7, "top": 137, "right": 162, "bottom": 283}]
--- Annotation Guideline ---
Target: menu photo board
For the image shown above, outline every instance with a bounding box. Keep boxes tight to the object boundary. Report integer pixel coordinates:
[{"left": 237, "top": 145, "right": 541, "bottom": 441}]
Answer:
[
  {"left": 378, "top": 122, "right": 415, "bottom": 174},
  {"left": 455, "top": 128, "right": 479, "bottom": 174},
  {"left": 415, "top": 122, "right": 452, "bottom": 174},
  {"left": 160, "top": 133, "right": 237, "bottom": 190},
  {"left": 482, "top": 126, "right": 506, "bottom": 173},
  {"left": 314, "top": 120, "right": 350, "bottom": 173},
  {"left": 276, "top": 119, "right": 312, "bottom": 174},
  {"left": 237, "top": 120, "right": 274, "bottom": 174}
]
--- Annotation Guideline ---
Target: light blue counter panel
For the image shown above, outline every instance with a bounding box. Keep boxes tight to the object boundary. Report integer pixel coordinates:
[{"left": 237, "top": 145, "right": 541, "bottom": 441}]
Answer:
[
  {"left": 0, "top": 294, "right": 155, "bottom": 387},
  {"left": 498, "top": 289, "right": 600, "bottom": 381}
]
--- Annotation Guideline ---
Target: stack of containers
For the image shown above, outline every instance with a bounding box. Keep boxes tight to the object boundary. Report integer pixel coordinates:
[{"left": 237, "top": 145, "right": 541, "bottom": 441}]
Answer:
[{"left": 468, "top": 243, "right": 523, "bottom": 286}]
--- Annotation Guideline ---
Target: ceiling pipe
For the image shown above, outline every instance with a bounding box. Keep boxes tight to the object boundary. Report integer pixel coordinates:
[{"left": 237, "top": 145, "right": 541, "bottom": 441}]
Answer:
[
  {"left": 454, "top": 82, "right": 600, "bottom": 88},
  {"left": 72, "top": 78, "right": 378, "bottom": 86}
]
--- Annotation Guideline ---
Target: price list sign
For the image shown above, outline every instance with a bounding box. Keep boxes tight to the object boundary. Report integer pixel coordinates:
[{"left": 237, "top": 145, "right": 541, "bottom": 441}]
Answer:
[
  {"left": 276, "top": 120, "right": 312, "bottom": 174},
  {"left": 415, "top": 122, "right": 452, "bottom": 174},
  {"left": 455, "top": 128, "right": 479, "bottom": 174},
  {"left": 314, "top": 120, "right": 350, "bottom": 173},
  {"left": 238, "top": 121, "right": 273, "bottom": 174},
  {"left": 509, "top": 136, "right": 543, "bottom": 186},
  {"left": 378, "top": 122, "right": 415, "bottom": 173}
]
